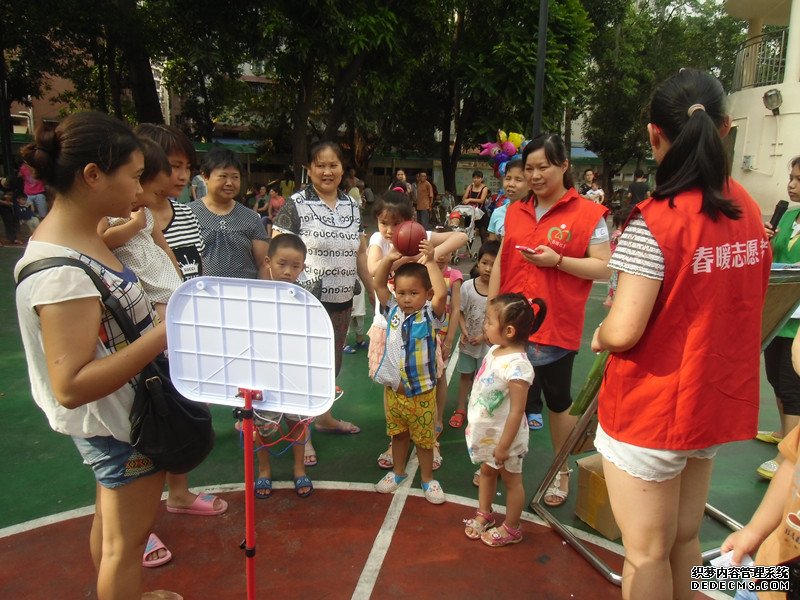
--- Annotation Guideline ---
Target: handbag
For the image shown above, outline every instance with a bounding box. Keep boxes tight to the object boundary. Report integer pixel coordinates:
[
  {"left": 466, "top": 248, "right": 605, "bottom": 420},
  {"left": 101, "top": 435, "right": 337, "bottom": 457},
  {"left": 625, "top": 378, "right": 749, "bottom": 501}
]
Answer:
[{"left": 17, "top": 257, "right": 215, "bottom": 474}]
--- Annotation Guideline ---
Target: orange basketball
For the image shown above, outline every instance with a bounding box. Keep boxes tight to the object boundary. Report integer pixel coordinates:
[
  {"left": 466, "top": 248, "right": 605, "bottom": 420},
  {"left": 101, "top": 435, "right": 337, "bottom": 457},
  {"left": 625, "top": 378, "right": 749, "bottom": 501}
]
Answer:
[{"left": 392, "top": 220, "right": 427, "bottom": 256}]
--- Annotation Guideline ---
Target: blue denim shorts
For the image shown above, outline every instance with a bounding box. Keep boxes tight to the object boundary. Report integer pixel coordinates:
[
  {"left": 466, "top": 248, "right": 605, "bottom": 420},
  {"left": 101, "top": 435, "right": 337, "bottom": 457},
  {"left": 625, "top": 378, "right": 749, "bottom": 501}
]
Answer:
[{"left": 72, "top": 435, "right": 160, "bottom": 489}]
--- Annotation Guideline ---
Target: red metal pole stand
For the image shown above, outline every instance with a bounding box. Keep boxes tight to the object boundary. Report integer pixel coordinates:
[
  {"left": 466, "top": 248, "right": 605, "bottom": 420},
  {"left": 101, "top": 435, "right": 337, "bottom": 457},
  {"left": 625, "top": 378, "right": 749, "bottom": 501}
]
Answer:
[{"left": 237, "top": 388, "right": 261, "bottom": 600}]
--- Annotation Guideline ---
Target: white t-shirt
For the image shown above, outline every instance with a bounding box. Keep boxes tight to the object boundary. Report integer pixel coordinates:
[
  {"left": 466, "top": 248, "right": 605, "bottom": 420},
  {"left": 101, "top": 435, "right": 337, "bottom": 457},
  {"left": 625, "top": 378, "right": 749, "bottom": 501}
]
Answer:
[
  {"left": 464, "top": 346, "right": 534, "bottom": 465},
  {"left": 459, "top": 278, "right": 489, "bottom": 358},
  {"left": 15, "top": 242, "right": 159, "bottom": 441},
  {"left": 367, "top": 229, "right": 433, "bottom": 319}
]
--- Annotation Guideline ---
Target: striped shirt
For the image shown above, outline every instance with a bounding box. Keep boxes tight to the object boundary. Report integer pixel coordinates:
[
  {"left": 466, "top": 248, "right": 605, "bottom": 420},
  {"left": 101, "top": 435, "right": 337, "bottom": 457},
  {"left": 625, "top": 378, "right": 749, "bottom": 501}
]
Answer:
[
  {"left": 608, "top": 214, "right": 665, "bottom": 280},
  {"left": 162, "top": 200, "right": 205, "bottom": 280},
  {"left": 373, "top": 300, "right": 444, "bottom": 395},
  {"left": 190, "top": 201, "right": 268, "bottom": 279}
]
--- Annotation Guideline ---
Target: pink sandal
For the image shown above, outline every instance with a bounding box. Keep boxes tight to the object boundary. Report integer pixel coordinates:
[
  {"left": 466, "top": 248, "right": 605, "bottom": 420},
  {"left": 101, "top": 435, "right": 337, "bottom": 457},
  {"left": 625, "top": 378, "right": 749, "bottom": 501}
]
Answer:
[
  {"left": 464, "top": 510, "right": 495, "bottom": 540},
  {"left": 481, "top": 523, "right": 523, "bottom": 547}
]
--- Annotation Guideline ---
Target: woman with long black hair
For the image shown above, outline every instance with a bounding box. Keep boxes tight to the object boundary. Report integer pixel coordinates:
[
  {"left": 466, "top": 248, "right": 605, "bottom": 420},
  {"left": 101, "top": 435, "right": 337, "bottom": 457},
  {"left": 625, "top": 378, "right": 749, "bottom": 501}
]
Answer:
[{"left": 592, "top": 69, "right": 771, "bottom": 599}]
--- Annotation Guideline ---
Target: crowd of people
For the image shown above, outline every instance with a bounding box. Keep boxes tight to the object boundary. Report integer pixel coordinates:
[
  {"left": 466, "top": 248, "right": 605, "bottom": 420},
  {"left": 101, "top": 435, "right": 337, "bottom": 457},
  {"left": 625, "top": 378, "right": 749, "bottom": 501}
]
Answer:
[{"left": 10, "top": 67, "right": 797, "bottom": 600}]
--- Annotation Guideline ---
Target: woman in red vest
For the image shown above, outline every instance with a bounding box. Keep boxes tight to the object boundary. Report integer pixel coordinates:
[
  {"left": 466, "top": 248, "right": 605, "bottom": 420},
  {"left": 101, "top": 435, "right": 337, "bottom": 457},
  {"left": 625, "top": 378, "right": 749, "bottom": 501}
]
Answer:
[
  {"left": 591, "top": 69, "right": 771, "bottom": 599},
  {"left": 489, "top": 134, "right": 611, "bottom": 506}
]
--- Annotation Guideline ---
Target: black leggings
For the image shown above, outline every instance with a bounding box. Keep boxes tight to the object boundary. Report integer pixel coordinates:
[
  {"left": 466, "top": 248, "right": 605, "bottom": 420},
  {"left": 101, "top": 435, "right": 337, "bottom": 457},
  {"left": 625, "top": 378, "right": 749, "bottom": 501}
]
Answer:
[{"left": 526, "top": 351, "right": 576, "bottom": 415}]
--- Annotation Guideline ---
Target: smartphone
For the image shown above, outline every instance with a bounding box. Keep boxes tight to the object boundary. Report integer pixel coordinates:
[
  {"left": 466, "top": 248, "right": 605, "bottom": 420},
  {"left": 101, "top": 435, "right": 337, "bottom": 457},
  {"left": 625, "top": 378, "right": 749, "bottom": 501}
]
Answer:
[{"left": 515, "top": 245, "right": 540, "bottom": 254}]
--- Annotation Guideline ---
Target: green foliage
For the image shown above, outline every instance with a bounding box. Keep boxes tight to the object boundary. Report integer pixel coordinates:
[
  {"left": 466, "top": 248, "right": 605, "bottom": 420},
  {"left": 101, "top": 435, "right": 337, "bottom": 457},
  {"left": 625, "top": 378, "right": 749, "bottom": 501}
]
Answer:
[{"left": 582, "top": 0, "right": 746, "bottom": 179}]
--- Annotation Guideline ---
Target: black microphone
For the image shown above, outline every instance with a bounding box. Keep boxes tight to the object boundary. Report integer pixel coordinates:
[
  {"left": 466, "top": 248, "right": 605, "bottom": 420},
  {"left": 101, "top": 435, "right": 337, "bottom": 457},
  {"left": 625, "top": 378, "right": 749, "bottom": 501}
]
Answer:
[{"left": 770, "top": 200, "right": 789, "bottom": 230}]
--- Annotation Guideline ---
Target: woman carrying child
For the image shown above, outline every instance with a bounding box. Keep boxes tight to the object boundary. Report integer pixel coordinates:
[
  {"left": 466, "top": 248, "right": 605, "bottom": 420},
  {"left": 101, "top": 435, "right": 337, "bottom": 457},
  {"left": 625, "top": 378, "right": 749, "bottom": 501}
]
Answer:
[
  {"left": 134, "top": 124, "right": 228, "bottom": 525},
  {"left": 592, "top": 69, "right": 770, "bottom": 600},
  {"left": 464, "top": 294, "right": 545, "bottom": 546},
  {"left": 372, "top": 241, "right": 449, "bottom": 504},
  {"left": 14, "top": 112, "right": 180, "bottom": 599}
]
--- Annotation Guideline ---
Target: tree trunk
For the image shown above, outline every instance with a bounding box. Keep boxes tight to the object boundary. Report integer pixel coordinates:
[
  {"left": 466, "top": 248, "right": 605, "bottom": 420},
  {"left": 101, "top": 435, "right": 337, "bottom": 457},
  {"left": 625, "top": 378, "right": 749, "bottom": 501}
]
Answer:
[
  {"left": 115, "top": 0, "right": 163, "bottom": 123},
  {"left": 439, "top": 8, "right": 464, "bottom": 194},
  {"left": 564, "top": 104, "right": 573, "bottom": 159},
  {"left": 322, "top": 54, "right": 366, "bottom": 141},
  {"left": 0, "top": 52, "right": 15, "bottom": 180},
  {"left": 90, "top": 37, "right": 107, "bottom": 113},
  {"left": 290, "top": 69, "right": 316, "bottom": 184},
  {"left": 196, "top": 68, "right": 213, "bottom": 141}
]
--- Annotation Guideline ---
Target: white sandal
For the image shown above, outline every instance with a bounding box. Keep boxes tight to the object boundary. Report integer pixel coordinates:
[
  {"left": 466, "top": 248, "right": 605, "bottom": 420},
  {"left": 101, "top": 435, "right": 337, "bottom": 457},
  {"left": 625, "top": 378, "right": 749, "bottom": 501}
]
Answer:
[
  {"left": 543, "top": 469, "right": 572, "bottom": 507},
  {"left": 433, "top": 442, "right": 443, "bottom": 471}
]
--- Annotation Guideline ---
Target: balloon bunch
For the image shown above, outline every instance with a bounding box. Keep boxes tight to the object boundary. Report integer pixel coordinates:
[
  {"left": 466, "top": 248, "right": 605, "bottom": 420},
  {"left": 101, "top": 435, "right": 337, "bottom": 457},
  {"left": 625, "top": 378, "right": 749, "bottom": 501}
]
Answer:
[{"left": 479, "top": 130, "right": 529, "bottom": 178}]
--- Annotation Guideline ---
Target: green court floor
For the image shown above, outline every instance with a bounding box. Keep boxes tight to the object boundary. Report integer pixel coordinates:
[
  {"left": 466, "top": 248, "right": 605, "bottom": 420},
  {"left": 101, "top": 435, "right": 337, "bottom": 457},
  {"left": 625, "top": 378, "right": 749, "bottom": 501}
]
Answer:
[{"left": 0, "top": 245, "right": 781, "bottom": 559}]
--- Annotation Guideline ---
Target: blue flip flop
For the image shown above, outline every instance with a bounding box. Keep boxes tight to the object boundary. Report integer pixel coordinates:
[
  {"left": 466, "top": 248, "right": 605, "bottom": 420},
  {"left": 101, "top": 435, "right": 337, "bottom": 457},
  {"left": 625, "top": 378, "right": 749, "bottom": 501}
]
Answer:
[
  {"left": 255, "top": 477, "right": 272, "bottom": 499},
  {"left": 527, "top": 413, "right": 543, "bottom": 431},
  {"left": 294, "top": 475, "right": 314, "bottom": 498}
]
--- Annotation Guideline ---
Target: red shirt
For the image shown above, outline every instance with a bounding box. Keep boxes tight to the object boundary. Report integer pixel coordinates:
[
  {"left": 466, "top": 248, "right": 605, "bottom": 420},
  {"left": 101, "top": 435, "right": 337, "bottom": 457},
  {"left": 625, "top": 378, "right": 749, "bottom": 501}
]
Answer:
[
  {"left": 599, "top": 180, "right": 771, "bottom": 449},
  {"left": 500, "top": 188, "right": 608, "bottom": 350}
]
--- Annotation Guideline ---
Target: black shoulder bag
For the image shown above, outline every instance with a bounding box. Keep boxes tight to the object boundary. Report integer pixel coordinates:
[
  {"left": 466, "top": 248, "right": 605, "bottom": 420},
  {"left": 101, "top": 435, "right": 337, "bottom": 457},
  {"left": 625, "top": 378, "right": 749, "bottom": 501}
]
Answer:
[{"left": 17, "top": 257, "right": 215, "bottom": 474}]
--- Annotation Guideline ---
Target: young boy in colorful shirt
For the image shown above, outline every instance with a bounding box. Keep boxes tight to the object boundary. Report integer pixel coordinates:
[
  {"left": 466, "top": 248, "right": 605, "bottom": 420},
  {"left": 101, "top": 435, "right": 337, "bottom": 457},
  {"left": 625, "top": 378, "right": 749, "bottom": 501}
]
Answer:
[{"left": 372, "top": 240, "right": 448, "bottom": 504}]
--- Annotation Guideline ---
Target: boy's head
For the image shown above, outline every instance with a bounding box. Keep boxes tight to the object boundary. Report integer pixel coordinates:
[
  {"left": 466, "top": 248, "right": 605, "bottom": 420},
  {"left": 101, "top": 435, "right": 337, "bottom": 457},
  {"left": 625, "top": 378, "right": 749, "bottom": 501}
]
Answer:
[
  {"left": 591, "top": 181, "right": 600, "bottom": 190},
  {"left": 393, "top": 262, "right": 432, "bottom": 313},
  {"left": 201, "top": 148, "right": 242, "bottom": 202},
  {"left": 475, "top": 240, "right": 499, "bottom": 280},
  {"left": 266, "top": 234, "right": 307, "bottom": 283},
  {"left": 15, "top": 193, "right": 27, "bottom": 205}
]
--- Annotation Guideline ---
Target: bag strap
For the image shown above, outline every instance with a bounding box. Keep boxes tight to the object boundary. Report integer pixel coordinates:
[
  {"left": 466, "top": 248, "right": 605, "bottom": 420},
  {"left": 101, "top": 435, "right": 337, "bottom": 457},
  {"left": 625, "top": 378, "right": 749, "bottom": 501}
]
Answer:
[{"left": 16, "top": 257, "right": 142, "bottom": 342}]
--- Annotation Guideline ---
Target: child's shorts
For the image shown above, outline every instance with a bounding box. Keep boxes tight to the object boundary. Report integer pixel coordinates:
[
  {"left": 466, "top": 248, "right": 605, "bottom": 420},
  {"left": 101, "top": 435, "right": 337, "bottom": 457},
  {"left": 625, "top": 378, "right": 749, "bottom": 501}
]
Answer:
[
  {"left": 594, "top": 423, "right": 718, "bottom": 482},
  {"left": 385, "top": 387, "right": 437, "bottom": 449},
  {"left": 456, "top": 351, "right": 481, "bottom": 374},
  {"left": 72, "top": 435, "right": 160, "bottom": 489},
  {"left": 483, "top": 454, "right": 525, "bottom": 474}
]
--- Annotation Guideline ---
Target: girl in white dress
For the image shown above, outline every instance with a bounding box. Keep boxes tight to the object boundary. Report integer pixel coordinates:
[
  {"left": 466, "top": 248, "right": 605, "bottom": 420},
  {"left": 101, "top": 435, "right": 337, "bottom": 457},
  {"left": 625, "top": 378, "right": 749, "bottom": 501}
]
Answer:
[{"left": 464, "top": 293, "right": 545, "bottom": 547}]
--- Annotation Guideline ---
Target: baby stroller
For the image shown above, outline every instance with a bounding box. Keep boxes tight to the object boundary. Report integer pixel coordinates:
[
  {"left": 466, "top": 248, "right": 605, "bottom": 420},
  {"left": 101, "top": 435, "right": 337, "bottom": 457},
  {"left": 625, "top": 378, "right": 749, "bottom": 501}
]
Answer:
[
  {"left": 432, "top": 192, "right": 456, "bottom": 229},
  {"left": 448, "top": 204, "right": 484, "bottom": 264}
]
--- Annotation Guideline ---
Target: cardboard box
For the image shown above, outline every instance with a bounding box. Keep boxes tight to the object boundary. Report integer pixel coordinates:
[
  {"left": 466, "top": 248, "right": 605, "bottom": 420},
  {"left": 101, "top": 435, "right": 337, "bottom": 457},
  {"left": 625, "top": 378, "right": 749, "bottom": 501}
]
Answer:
[{"left": 574, "top": 453, "right": 621, "bottom": 541}]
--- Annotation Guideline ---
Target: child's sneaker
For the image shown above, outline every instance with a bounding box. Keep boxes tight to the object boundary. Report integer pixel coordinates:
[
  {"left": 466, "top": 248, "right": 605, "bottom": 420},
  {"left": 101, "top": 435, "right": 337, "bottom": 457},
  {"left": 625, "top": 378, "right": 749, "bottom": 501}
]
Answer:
[
  {"left": 342, "top": 345, "right": 357, "bottom": 354},
  {"left": 376, "top": 472, "right": 408, "bottom": 493},
  {"left": 421, "top": 479, "right": 445, "bottom": 504}
]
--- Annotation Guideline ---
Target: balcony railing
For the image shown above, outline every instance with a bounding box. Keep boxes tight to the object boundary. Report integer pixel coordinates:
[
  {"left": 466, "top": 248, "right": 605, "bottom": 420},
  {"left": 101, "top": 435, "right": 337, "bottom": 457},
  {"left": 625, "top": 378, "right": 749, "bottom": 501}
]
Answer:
[{"left": 732, "top": 29, "right": 788, "bottom": 92}]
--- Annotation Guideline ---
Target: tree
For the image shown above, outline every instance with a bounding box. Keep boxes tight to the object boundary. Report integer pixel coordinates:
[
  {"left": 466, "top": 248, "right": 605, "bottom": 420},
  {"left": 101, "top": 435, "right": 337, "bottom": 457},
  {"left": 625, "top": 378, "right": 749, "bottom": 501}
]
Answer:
[
  {"left": 432, "top": 0, "right": 592, "bottom": 192},
  {"left": 582, "top": 0, "right": 746, "bottom": 192}
]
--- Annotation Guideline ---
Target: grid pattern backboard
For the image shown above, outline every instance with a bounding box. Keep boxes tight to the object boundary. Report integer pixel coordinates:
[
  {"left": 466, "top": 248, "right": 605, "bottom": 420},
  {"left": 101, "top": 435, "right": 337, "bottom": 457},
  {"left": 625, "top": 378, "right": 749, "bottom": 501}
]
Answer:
[{"left": 165, "top": 277, "right": 335, "bottom": 415}]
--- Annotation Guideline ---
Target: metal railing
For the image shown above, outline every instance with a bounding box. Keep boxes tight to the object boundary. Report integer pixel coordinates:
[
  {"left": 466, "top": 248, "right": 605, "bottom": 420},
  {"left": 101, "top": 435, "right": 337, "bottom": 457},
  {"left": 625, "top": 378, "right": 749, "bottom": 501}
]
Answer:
[{"left": 732, "top": 29, "right": 788, "bottom": 92}]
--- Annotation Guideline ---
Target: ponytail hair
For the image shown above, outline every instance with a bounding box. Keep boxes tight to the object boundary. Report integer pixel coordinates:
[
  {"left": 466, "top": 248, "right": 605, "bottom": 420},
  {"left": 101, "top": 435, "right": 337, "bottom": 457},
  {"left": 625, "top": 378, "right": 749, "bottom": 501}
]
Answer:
[
  {"left": 20, "top": 111, "right": 141, "bottom": 195},
  {"left": 373, "top": 190, "right": 414, "bottom": 221},
  {"left": 521, "top": 134, "right": 573, "bottom": 201},
  {"left": 490, "top": 293, "right": 547, "bottom": 344},
  {"left": 649, "top": 68, "right": 739, "bottom": 220}
]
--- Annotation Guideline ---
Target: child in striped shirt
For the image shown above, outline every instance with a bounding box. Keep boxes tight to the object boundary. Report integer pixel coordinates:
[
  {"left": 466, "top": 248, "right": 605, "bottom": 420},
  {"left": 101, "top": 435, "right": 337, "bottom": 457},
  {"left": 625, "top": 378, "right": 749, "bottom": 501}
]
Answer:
[{"left": 372, "top": 241, "right": 448, "bottom": 504}]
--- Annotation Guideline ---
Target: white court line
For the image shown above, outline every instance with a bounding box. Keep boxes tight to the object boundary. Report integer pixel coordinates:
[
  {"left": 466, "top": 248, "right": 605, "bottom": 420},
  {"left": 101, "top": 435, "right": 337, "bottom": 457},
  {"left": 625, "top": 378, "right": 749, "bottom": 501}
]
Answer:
[
  {"left": 351, "top": 453, "right": 420, "bottom": 600},
  {"left": 6, "top": 482, "right": 734, "bottom": 599}
]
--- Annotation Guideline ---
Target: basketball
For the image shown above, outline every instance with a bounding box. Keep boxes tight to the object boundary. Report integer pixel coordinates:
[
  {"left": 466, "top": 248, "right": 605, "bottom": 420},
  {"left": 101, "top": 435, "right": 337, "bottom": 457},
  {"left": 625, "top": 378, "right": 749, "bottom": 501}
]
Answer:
[{"left": 392, "top": 220, "right": 427, "bottom": 256}]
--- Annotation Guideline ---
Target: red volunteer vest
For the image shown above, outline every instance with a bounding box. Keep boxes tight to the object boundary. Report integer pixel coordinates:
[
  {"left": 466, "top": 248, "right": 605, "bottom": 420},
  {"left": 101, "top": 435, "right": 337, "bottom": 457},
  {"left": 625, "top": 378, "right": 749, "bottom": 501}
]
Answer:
[
  {"left": 500, "top": 189, "right": 608, "bottom": 350},
  {"left": 598, "top": 180, "right": 771, "bottom": 449}
]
